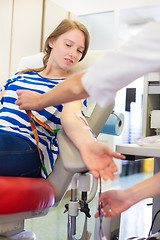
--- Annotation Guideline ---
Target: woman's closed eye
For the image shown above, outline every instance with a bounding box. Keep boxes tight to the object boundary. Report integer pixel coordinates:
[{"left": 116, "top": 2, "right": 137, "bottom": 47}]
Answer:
[
  {"left": 66, "top": 43, "right": 71, "bottom": 47},
  {"left": 66, "top": 43, "right": 83, "bottom": 54},
  {"left": 77, "top": 49, "right": 83, "bottom": 54}
]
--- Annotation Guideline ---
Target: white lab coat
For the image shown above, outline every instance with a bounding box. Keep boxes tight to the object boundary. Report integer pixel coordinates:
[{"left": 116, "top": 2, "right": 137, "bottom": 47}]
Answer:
[{"left": 82, "top": 21, "right": 160, "bottom": 107}]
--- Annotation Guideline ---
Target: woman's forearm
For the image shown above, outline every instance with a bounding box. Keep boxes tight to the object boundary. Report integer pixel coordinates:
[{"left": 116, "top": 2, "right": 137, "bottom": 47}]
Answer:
[{"left": 61, "top": 106, "right": 95, "bottom": 151}]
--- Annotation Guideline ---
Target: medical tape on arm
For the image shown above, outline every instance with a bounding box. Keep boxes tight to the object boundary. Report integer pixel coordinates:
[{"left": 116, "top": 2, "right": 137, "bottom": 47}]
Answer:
[{"left": 76, "top": 113, "right": 97, "bottom": 140}]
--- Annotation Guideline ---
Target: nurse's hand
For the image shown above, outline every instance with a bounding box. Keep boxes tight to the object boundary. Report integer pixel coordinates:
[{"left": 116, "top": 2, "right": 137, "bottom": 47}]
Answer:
[
  {"left": 79, "top": 141, "right": 125, "bottom": 181},
  {"left": 15, "top": 90, "right": 44, "bottom": 110},
  {"left": 94, "top": 189, "right": 133, "bottom": 218}
]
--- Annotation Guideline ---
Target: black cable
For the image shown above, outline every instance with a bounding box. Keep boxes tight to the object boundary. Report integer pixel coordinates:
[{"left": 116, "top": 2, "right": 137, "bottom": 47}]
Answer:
[{"left": 148, "top": 209, "right": 160, "bottom": 237}]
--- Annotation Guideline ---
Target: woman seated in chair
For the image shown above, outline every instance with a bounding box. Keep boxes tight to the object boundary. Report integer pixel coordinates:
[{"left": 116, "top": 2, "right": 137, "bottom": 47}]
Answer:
[{"left": 0, "top": 19, "right": 123, "bottom": 180}]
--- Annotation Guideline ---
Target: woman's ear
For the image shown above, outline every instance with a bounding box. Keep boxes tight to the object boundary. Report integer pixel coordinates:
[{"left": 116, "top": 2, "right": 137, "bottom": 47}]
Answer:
[{"left": 48, "top": 38, "right": 55, "bottom": 48}]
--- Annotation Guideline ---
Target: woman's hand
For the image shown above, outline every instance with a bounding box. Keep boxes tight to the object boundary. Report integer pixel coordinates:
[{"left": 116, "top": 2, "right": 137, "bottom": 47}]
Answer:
[
  {"left": 15, "top": 90, "right": 44, "bottom": 110},
  {"left": 94, "top": 188, "right": 133, "bottom": 218},
  {"left": 79, "top": 141, "right": 125, "bottom": 181}
]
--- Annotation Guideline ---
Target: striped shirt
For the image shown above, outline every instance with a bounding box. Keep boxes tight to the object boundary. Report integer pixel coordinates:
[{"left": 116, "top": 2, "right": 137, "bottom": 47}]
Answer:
[{"left": 0, "top": 71, "right": 87, "bottom": 178}]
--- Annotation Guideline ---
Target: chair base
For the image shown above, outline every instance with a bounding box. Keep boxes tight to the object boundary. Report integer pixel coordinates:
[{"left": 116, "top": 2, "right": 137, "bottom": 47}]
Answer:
[
  {"left": 0, "top": 230, "right": 36, "bottom": 240},
  {"left": 0, "top": 209, "right": 49, "bottom": 239}
]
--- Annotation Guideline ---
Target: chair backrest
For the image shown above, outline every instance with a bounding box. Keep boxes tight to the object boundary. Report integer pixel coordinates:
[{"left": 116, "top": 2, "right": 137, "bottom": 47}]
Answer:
[{"left": 18, "top": 50, "right": 115, "bottom": 206}]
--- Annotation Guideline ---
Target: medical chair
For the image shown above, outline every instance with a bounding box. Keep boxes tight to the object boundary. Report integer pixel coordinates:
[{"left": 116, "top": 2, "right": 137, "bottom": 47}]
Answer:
[{"left": 0, "top": 51, "right": 118, "bottom": 240}]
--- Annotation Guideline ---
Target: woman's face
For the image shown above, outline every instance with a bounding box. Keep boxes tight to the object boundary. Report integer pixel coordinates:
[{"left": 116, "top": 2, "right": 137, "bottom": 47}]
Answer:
[{"left": 49, "top": 29, "right": 85, "bottom": 72}]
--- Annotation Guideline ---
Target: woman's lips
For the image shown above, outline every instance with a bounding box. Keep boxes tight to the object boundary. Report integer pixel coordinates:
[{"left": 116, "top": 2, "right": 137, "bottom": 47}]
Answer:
[{"left": 64, "top": 58, "right": 73, "bottom": 64}]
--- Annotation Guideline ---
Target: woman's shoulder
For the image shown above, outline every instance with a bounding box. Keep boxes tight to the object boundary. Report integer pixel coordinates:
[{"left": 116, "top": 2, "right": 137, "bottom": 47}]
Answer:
[{"left": 17, "top": 70, "right": 38, "bottom": 76}]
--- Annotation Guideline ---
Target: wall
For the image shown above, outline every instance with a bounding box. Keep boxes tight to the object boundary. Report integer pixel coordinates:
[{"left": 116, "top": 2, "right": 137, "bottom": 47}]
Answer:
[
  {"left": 10, "top": 0, "right": 43, "bottom": 77},
  {"left": 0, "top": 0, "right": 13, "bottom": 84},
  {"left": 49, "top": 0, "right": 160, "bottom": 15},
  {"left": 42, "top": 0, "right": 68, "bottom": 47},
  {"left": 51, "top": 0, "right": 160, "bottom": 48}
]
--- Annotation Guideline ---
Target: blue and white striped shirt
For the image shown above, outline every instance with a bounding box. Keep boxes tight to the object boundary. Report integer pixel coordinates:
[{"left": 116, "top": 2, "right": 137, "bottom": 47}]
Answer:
[{"left": 0, "top": 71, "right": 86, "bottom": 178}]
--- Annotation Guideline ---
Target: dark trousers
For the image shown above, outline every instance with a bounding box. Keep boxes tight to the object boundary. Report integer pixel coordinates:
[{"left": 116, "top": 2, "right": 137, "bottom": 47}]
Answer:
[{"left": 0, "top": 131, "right": 42, "bottom": 177}]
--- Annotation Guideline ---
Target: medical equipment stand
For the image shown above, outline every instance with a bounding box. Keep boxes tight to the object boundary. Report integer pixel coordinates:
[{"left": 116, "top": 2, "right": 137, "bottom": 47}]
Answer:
[
  {"left": 65, "top": 173, "right": 98, "bottom": 240},
  {"left": 65, "top": 172, "right": 121, "bottom": 240}
]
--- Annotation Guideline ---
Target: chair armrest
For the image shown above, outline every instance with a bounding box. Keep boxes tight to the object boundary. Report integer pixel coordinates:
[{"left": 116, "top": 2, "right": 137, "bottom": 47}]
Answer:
[
  {"left": 47, "top": 129, "right": 88, "bottom": 206},
  {"left": 86, "top": 100, "right": 115, "bottom": 136},
  {"left": 57, "top": 129, "right": 88, "bottom": 173}
]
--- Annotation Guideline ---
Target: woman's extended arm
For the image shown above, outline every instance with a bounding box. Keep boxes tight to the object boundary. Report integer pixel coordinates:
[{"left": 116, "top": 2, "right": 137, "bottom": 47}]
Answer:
[{"left": 60, "top": 100, "right": 125, "bottom": 181}]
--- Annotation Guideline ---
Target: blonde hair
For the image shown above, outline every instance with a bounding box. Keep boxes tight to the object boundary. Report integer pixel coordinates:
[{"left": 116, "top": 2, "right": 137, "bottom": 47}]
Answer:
[{"left": 20, "top": 19, "right": 90, "bottom": 74}]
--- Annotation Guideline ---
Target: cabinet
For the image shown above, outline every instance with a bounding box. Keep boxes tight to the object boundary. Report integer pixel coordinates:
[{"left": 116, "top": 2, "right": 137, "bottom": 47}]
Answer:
[{"left": 142, "top": 72, "right": 160, "bottom": 137}]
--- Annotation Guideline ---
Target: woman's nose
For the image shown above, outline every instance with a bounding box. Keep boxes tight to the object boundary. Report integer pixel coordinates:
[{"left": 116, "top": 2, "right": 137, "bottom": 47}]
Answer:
[{"left": 69, "top": 48, "right": 77, "bottom": 58}]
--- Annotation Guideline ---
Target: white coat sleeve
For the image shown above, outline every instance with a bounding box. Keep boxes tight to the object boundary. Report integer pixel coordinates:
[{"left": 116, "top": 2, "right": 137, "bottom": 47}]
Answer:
[{"left": 81, "top": 21, "right": 160, "bottom": 107}]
